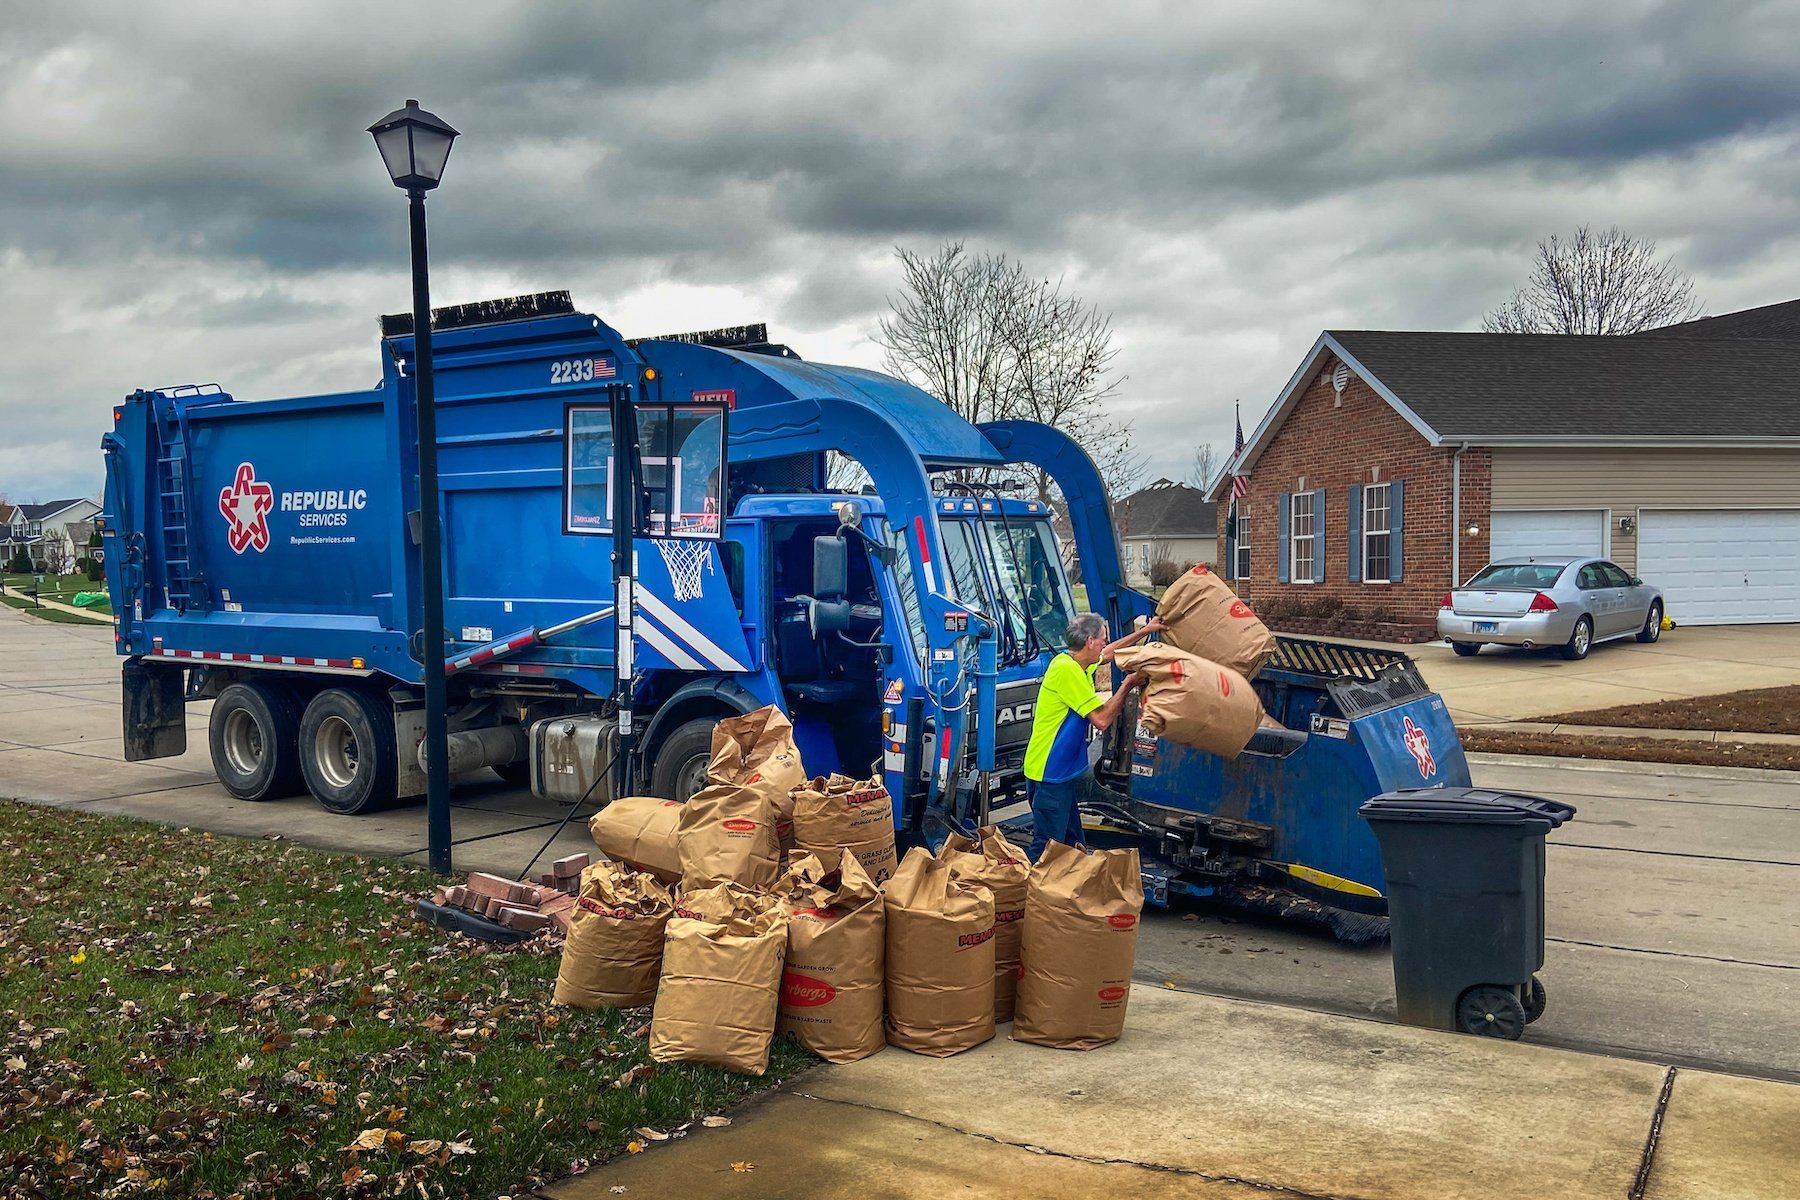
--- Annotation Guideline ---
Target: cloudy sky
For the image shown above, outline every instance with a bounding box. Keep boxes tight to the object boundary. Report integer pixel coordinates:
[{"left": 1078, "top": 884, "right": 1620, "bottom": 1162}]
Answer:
[{"left": 4, "top": 1, "right": 1799, "bottom": 502}]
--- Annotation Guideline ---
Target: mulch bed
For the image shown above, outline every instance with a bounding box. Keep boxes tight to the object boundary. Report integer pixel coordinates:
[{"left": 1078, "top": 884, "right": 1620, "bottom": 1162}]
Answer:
[
  {"left": 1542, "top": 685, "right": 1800, "bottom": 737},
  {"left": 1461, "top": 728, "right": 1800, "bottom": 772}
]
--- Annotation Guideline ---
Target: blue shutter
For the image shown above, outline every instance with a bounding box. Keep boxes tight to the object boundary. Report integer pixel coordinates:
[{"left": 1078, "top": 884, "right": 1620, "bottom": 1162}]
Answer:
[
  {"left": 1276, "top": 492, "right": 1291, "bottom": 583},
  {"left": 1312, "top": 490, "right": 1326, "bottom": 582},
  {"left": 1390, "top": 479, "right": 1405, "bottom": 583},
  {"left": 1346, "top": 484, "right": 1363, "bottom": 582}
]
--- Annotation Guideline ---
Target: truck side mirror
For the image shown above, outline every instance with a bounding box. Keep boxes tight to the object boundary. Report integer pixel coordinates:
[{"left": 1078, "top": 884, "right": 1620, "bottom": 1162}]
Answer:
[{"left": 813, "top": 534, "right": 848, "bottom": 598}]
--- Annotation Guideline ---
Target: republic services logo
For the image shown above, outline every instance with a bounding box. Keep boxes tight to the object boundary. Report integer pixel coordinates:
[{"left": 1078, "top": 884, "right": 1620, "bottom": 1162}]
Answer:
[
  {"left": 1402, "top": 716, "right": 1436, "bottom": 779},
  {"left": 219, "top": 462, "right": 274, "bottom": 554}
]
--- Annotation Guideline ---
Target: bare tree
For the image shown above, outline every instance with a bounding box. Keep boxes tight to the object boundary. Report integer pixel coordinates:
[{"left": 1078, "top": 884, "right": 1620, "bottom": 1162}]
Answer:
[
  {"left": 1484, "top": 225, "right": 1701, "bottom": 334},
  {"left": 876, "top": 243, "right": 1140, "bottom": 506},
  {"left": 38, "top": 530, "right": 72, "bottom": 575},
  {"left": 1187, "top": 443, "right": 1217, "bottom": 492}
]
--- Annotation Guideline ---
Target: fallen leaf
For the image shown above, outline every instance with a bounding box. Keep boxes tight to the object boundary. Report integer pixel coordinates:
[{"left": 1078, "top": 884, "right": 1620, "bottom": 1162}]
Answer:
[
  {"left": 701, "top": 1116, "right": 732, "bottom": 1128},
  {"left": 610, "top": 1188, "right": 628, "bottom": 1195},
  {"left": 625, "top": 1141, "right": 644, "bottom": 1155},
  {"left": 69, "top": 950, "right": 87, "bottom": 965},
  {"left": 446, "top": 1141, "right": 476, "bottom": 1156},
  {"left": 344, "top": 1128, "right": 392, "bottom": 1152},
  {"left": 731, "top": 1161, "right": 755, "bottom": 1173},
  {"left": 408, "top": 1139, "right": 443, "bottom": 1156},
  {"left": 1161, "top": 981, "right": 1177, "bottom": 989},
  {"left": 635, "top": 1127, "right": 668, "bottom": 1142}
]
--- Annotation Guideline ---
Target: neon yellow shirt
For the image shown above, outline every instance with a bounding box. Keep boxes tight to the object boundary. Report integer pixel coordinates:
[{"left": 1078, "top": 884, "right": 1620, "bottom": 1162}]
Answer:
[{"left": 1024, "top": 653, "right": 1102, "bottom": 782}]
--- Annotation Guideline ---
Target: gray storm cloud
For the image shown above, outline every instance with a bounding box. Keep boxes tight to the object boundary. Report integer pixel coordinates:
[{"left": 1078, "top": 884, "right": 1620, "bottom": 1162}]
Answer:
[{"left": 3, "top": 0, "right": 1798, "bottom": 499}]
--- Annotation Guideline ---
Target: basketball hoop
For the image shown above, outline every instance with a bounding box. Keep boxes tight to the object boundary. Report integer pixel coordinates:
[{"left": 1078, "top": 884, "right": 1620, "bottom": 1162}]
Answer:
[{"left": 653, "top": 527, "right": 716, "bottom": 602}]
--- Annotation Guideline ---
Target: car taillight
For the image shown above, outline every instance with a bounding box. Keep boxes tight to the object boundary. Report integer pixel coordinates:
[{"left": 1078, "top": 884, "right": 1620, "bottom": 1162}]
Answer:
[
  {"left": 1440, "top": 592, "right": 1453, "bottom": 609},
  {"left": 1528, "top": 592, "right": 1559, "bottom": 613}
]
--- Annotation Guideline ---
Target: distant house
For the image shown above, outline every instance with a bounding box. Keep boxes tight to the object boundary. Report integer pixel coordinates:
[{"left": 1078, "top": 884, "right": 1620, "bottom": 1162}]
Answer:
[
  {"left": 1208, "top": 299, "right": 1800, "bottom": 630},
  {"left": 1116, "top": 479, "right": 1217, "bottom": 586},
  {"left": 0, "top": 498, "right": 102, "bottom": 570}
]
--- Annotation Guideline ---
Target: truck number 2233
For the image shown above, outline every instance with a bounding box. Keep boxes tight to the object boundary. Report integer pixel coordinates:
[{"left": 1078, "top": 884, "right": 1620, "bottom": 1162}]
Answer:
[{"left": 549, "top": 357, "right": 615, "bottom": 385}]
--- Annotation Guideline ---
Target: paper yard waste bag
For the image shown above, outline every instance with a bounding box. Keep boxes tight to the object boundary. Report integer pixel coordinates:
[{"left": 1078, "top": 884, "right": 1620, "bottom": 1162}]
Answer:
[
  {"left": 1115, "top": 643, "right": 1261, "bottom": 760},
  {"left": 709, "top": 706, "right": 807, "bottom": 851},
  {"left": 677, "top": 779, "right": 783, "bottom": 893},
  {"left": 650, "top": 883, "right": 788, "bottom": 1075},
  {"left": 884, "top": 847, "right": 996, "bottom": 1056},
  {"left": 588, "top": 796, "right": 685, "bottom": 884},
  {"left": 776, "top": 850, "right": 887, "bottom": 1063},
  {"left": 552, "top": 862, "right": 675, "bottom": 1010},
  {"left": 937, "top": 826, "right": 1030, "bottom": 1023},
  {"left": 1014, "top": 842, "right": 1144, "bottom": 1050},
  {"left": 1156, "top": 564, "right": 1277, "bottom": 680},
  {"left": 791, "top": 773, "right": 899, "bottom": 885}
]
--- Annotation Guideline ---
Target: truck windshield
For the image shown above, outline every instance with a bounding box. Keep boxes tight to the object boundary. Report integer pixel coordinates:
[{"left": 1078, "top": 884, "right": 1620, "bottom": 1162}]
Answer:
[{"left": 978, "top": 518, "right": 1074, "bottom": 659}]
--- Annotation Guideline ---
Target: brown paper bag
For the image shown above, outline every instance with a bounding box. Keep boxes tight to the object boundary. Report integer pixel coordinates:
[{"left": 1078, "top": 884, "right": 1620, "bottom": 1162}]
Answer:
[
  {"left": 884, "top": 847, "right": 995, "bottom": 1056},
  {"left": 588, "top": 796, "right": 684, "bottom": 884},
  {"left": 1155, "top": 564, "right": 1277, "bottom": 679},
  {"left": 649, "top": 883, "right": 788, "bottom": 1075},
  {"left": 552, "top": 862, "right": 675, "bottom": 1010},
  {"left": 677, "top": 779, "right": 782, "bottom": 892},
  {"left": 709, "top": 706, "right": 807, "bottom": 850},
  {"left": 1115, "top": 643, "right": 1261, "bottom": 760},
  {"left": 1014, "top": 842, "right": 1144, "bottom": 1050},
  {"left": 776, "top": 850, "right": 886, "bottom": 1063},
  {"left": 792, "top": 773, "right": 899, "bottom": 885},
  {"left": 937, "top": 826, "right": 1030, "bottom": 1023}
]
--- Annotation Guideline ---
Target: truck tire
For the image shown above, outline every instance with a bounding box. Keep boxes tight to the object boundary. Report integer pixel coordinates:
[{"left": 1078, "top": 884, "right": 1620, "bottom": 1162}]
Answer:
[
  {"left": 299, "top": 688, "right": 399, "bottom": 815},
  {"left": 649, "top": 717, "right": 716, "bottom": 803},
  {"left": 208, "top": 681, "right": 305, "bottom": 802}
]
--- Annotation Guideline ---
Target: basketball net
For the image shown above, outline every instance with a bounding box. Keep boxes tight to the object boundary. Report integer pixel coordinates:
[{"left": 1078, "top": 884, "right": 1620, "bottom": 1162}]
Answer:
[{"left": 651, "top": 508, "right": 719, "bottom": 602}]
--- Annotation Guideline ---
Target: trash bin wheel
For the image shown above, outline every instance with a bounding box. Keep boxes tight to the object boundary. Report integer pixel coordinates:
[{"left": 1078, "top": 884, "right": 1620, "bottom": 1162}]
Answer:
[
  {"left": 1455, "top": 985, "right": 1526, "bottom": 1040},
  {"left": 1522, "top": 976, "right": 1547, "bottom": 1024}
]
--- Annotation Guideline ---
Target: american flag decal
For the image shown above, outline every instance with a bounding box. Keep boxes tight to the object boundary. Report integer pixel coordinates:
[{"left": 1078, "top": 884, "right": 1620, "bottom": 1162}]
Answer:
[{"left": 594, "top": 357, "right": 617, "bottom": 379}]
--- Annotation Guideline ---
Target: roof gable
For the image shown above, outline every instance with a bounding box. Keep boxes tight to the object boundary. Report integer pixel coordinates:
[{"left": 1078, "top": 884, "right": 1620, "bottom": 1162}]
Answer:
[
  {"left": 1119, "top": 478, "right": 1217, "bottom": 537},
  {"left": 19, "top": 498, "right": 94, "bottom": 520}
]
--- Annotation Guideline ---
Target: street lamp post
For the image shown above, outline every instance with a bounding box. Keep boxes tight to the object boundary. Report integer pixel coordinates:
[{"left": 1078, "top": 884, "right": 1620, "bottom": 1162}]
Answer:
[{"left": 369, "top": 99, "right": 459, "bottom": 874}]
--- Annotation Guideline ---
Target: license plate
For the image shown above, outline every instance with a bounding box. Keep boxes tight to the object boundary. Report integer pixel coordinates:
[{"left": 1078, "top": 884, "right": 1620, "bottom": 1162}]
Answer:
[{"left": 1474, "top": 621, "right": 1499, "bottom": 634}]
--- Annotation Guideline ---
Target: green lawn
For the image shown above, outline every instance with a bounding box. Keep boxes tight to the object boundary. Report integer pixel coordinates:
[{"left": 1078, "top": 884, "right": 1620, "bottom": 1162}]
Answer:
[
  {"left": 0, "top": 801, "right": 811, "bottom": 1198},
  {"left": 2, "top": 572, "right": 111, "bottom": 615},
  {"left": 0, "top": 591, "right": 108, "bottom": 625}
]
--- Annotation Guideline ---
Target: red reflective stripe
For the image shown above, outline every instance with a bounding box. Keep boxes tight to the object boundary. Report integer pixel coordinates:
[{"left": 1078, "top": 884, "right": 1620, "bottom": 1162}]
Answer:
[
  {"left": 914, "top": 516, "right": 931, "bottom": 562},
  {"left": 506, "top": 632, "right": 537, "bottom": 650}
]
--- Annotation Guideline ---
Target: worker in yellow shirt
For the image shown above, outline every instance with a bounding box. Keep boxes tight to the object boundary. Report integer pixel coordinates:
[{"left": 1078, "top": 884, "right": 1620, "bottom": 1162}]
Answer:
[{"left": 1021, "top": 612, "right": 1161, "bottom": 861}]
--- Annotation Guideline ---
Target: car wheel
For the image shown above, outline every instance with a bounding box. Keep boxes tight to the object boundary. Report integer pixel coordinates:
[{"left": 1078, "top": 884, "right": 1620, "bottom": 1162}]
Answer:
[
  {"left": 1452, "top": 642, "right": 1482, "bottom": 658},
  {"left": 1636, "top": 602, "right": 1663, "bottom": 644},
  {"left": 649, "top": 717, "right": 717, "bottom": 803},
  {"left": 1561, "top": 616, "right": 1593, "bottom": 661},
  {"left": 208, "top": 681, "right": 305, "bottom": 801},
  {"left": 299, "top": 688, "right": 399, "bottom": 815}
]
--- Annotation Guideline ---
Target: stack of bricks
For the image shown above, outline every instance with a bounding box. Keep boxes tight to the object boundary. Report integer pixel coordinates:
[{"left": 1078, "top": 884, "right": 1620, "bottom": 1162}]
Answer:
[
  {"left": 432, "top": 870, "right": 579, "bottom": 934},
  {"left": 536, "top": 853, "right": 591, "bottom": 898}
]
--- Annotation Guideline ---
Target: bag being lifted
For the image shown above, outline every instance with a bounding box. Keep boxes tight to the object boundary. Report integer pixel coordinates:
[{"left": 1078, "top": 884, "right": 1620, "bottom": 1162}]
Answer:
[
  {"left": 1014, "top": 842, "right": 1144, "bottom": 1051},
  {"left": 1115, "top": 643, "right": 1261, "bottom": 760},
  {"left": 588, "top": 797, "right": 684, "bottom": 884},
  {"left": 776, "top": 850, "right": 887, "bottom": 1063},
  {"left": 936, "top": 826, "right": 1029, "bottom": 1023},
  {"left": 791, "top": 773, "right": 900, "bottom": 886},
  {"left": 884, "top": 847, "right": 996, "bottom": 1057},
  {"left": 650, "top": 883, "right": 789, "bottom": 1075},
  {"left": 552, "top": 862, "right": 675, "bottom": 1010},
  {"left": 709, "top": 706, "right": 808, "bottom": 852},
  {"left": 1156, "top": 564, "right": 1277, "bottom": 680}
]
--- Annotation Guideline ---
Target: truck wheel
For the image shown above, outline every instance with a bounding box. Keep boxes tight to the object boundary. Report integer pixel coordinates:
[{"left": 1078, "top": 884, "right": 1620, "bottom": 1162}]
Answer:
[
  {"left": 649, "top": 718, "right": 716, "bottom": 803},
  {"left": 299, "top": 688, "right": 399, "bottom": 815},
  {"left": 1455, "top": 984, "right": 1526, "bottom": 1040},
  {"left": 209, "top": 681, "right": 305, "bottom": 801},
  {"left": 1451, "top": 642, "right": 1482, "bottom": 657}
]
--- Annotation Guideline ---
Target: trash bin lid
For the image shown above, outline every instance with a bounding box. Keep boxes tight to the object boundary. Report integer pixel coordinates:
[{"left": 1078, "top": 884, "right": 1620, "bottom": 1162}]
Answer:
[{"left": 1359, "top": 787, "right": 1576, "bottom": 828}]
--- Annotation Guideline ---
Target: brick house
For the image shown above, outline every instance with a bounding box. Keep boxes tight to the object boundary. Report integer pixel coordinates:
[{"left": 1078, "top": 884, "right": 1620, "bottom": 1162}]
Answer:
[{"left": 1209, "top": 301, "right": 1800, "bottom": 632}]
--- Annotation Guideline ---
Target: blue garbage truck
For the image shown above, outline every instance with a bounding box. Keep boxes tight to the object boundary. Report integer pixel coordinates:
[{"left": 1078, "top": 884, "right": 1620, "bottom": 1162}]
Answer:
[{"left": 99, "top": 290, "right": 1469, "bottom": 919}]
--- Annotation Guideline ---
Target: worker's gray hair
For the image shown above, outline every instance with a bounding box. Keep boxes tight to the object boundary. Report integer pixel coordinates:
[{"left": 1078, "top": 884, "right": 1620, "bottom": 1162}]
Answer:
[{"left": 1064, "top": 612, "right": 1106, "bottom": 650}]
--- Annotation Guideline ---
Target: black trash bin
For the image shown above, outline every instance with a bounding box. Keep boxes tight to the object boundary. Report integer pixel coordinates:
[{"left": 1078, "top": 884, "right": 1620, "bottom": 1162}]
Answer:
[{"left": 1360, "top": 787, "right": 1576, "bottom": 1040}]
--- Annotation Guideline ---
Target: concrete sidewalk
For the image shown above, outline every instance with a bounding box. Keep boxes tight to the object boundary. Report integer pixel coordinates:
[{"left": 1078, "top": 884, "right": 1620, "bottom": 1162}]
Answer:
[
  {"left": 546, "top": 985, "right": 1799, "bottom": 1200},
  {"left": 1466, "top": 719, "right": 1800, "bottom": 747}
]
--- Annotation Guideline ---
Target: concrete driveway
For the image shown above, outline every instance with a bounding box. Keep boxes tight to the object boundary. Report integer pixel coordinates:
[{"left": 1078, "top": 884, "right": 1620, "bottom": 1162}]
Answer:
[{"left": 1406, "top": 624, "right": 1800, "bottom": 724}]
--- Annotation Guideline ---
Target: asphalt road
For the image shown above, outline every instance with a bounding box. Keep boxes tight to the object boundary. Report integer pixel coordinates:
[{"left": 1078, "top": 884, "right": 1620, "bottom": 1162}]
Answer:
[{"left": 3, "top": 606, "right": 1796, "bottom": 1082}]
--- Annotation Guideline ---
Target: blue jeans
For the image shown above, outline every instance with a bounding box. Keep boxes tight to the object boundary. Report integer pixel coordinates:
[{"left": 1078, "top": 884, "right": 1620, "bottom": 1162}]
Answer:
[{"left": 1027, "top": 774, "right": 1087, "bottom": 863}]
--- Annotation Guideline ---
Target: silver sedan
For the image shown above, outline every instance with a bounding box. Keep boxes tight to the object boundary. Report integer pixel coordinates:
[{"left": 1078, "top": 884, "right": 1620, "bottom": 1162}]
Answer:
[{"left": 1438, "top": 557, "right": 1664, "bottom": 660}]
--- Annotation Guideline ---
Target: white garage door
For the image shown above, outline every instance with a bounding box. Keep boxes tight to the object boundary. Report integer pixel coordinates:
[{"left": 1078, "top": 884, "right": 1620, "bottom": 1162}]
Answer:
[
  {"left": 1638, "top": 509, "right": 1800, "bottom": 626},
  {"left": 1490, "top": 510, "right": 1607, "bottom": 563}
]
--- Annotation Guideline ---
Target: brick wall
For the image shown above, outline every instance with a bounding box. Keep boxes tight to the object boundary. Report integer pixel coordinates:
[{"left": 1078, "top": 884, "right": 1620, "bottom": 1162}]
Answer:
[{"left": 1215, "top": 356, "right": 1492, "bottom": 630}]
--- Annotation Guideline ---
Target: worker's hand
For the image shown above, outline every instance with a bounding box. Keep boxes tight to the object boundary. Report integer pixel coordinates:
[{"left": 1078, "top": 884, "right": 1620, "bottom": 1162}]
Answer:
[
  {"left": 1128, "top": 671, "right": 1151, "bottom": 691},
  {"left": 1142, "top": 617, "right": 1166, "bottom": 636}
]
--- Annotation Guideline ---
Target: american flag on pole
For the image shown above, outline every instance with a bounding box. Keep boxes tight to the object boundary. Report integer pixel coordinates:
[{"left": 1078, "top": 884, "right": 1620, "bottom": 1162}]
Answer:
[{"left": 1230, "top": 403, "right": 1249, "bottom": 499}]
